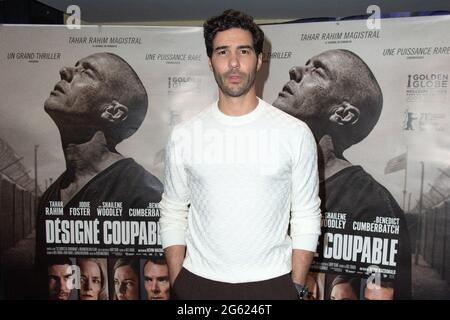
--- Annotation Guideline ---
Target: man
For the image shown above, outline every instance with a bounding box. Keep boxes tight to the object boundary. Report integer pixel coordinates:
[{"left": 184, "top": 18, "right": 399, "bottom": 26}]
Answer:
[
  {"left": 35, "top": 52, "right": 163, "bottom": 299},
  {"left": 113, "top": 258, "right": 140, "bottom": 300},
  {"left": 47, "top": 257, "right": 74, "bottom": 300},
  {"left": 143, "top": 257, "right": 170, "bottom": 300},
  {"left": 273, "top": 49, "right": 412, "bottom": 299},
  {"left": 160, "top": 9, "right": 321, "bottom": 300}
]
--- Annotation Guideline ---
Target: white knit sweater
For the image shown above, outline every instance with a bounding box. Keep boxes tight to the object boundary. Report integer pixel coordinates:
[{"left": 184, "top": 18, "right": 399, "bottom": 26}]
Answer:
[{"left": 159, "top": 98, "right": 321, "bottom": 283}]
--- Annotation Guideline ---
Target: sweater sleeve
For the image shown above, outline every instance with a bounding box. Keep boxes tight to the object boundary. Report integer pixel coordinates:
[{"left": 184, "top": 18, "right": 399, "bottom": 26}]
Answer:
[
  {"left": 290, "top": 125, "right": 322, "bottom": 252},
  {"left": 159, "top": 127, "right": 190, "bottom": 249}
]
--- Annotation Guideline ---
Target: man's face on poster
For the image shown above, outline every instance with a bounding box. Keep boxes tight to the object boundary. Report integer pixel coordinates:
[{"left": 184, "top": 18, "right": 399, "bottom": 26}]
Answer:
[
  {"left": 273, "top": 50, "right": 348, "bottom": 123},
  {"left": 143, "top": 260, "right": 170, "bottom": 300},
  {"left": 44, "top": 53, "right": 121, "bottom": 125},
  {"left": 48, "top": 264, "right": 73, "bottom": 300}
]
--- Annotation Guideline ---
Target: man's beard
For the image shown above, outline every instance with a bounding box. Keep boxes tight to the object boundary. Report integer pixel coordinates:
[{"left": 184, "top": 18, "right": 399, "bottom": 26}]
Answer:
[{"left": 212, "top": 66, "right": 257, "bottom": 98}]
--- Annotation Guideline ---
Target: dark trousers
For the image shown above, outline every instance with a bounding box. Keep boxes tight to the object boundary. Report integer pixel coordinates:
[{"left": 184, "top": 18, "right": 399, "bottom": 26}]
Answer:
[{"left": 172, "top": 268, "right": 298, "bottom": 300}]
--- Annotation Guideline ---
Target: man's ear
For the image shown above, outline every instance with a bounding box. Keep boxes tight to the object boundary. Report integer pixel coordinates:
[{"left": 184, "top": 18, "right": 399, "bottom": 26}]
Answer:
[
  {"left": 101, "top": 100, "right": 128, "bottom": 124},
  {"left": 256, "top": 53, "right": 263, "bottom": 72},
  {"left": 329, "top": 102, "right": 360, "bottom": 126},
  {"left": 208, "top": 58, "right": 213, "bottom": 71}
]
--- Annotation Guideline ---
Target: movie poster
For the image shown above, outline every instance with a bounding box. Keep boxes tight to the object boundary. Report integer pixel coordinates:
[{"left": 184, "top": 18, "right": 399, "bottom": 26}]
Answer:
[
  {"left": 260, "top": 16, "right": 449, "bottom": 300},
  {"left": 0, "top": 25, "right": 216, "bottom": 300},
  {"left": 0, "top": 15, "right": 449, "bottom": 300}
]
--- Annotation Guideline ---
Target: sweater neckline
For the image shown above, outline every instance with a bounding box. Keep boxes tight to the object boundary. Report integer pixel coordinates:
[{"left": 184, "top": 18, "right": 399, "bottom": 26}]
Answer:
[{"left": 211, "top": 97, "right": 266, "bottom": 125}]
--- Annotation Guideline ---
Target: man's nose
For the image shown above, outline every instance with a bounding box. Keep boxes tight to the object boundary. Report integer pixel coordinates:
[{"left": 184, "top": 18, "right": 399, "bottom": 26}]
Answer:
[
  {"left": 60, "top": 279, "right": 68, "bottom": 291},
  {"left": 229, "top": 52, "right": 240, "bottom": 69},
  {"left": 59, "top": 66, "right": 74, "bottom": 81},
  {"left": 151, "top": 282, "right": 160, "bottom": 293},
  {"left": 289, "top": 66, "right": 305, "bottom": 82},
  {"left": 54, "top": 279, "right": 62, "bottom": 291}
]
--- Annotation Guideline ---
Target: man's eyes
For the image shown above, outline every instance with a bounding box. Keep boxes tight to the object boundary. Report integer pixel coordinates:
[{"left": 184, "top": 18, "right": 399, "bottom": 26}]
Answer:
[
  {"left": 311, "top": 67, "right": 326, "bottom": 77},
  {"left": 215, "top": 49, "right": 252, "bottom": 55},
  {"left": 81, "top": 69, "right": 95, "bottom": 77},
  {"left": 74, "top": 66, "right": 95, "bottom": 78}
]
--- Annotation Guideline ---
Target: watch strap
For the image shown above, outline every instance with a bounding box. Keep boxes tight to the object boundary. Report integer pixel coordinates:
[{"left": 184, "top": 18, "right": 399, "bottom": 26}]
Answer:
[{"left": 293, "top": 282, "right": 309, "bottom": 300}]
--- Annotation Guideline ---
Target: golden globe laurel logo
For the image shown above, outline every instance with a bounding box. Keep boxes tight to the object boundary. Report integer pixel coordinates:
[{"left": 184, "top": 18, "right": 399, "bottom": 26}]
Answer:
[
  {"left": 407, "top": 73, "right": 448, "bottom": 89},
  {"left": 404, "top": 73, "right": 447, "bottom": 132},
  {"left": 168, "top": 76, "right": 202, "bottom": 94}
]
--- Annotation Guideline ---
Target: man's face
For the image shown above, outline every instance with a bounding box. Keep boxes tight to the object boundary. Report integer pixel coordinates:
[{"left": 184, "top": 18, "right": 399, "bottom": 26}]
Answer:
[
  {"left": 79, "top": 260, "right": 102, "bottom": 300},
  {"left": 273, "top": 50, "right": 348, "bottom": 124},
  {"left": 330, "top": 283, "right": 358, "bottom": 300},
  {"left": 209, "top": 28, "right": 261, "bottom": 98},
  {"left": 144, "top": 261, "right": 170, "bottom": 300},
  {"left": 44, "top": 53, "right": 121, "bottom": 125},
  {"left": 364, "top": 285, "right": 394, "bottom": 300},
  {"left": 114, "top": 265, "right": 139, "bottom": 300},
  {"left": 48, "top": 264, "right": 73, "bottom": 300}
]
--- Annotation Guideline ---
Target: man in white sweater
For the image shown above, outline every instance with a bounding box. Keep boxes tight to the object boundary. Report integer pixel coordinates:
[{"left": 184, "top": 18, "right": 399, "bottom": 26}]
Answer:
[{"left": 159, "top": 9, "right": 321, "bottom": 300}]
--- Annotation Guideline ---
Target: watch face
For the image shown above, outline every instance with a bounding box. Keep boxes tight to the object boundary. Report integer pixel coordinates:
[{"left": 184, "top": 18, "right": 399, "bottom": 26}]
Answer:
[
  {"left": 294, "top": 283, "right": 309, "bottom": 299},
  {"left": 299, "top": 288, "right": 308, "bottom": 298}
]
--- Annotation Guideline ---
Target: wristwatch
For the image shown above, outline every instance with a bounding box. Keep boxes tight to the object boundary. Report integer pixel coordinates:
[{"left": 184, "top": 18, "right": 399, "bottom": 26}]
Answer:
[{"left": 293, "top": 282, "right": 309, "bottom": 300}]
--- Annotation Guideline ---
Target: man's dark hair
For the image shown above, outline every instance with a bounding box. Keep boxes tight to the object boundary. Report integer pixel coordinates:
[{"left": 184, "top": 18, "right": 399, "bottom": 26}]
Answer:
[
  {"left": 143, "top": 256, "right": 168, "bottom": 270},
  {"left": 203, "top": 9, "right": 264, "bottom": 58},
  {"left": 48, "top": 256, "right": 72, "bottom": 267}
]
